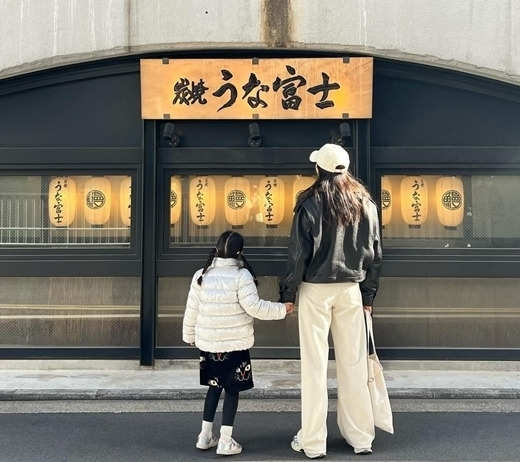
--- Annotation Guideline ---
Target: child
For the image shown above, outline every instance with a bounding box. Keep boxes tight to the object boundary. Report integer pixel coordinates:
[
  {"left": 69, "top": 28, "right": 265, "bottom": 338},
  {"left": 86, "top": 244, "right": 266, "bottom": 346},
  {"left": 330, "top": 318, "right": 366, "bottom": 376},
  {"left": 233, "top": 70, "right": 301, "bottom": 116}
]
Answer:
[{"left": 183, "top": 230, "right": 292, "bottom": 456}]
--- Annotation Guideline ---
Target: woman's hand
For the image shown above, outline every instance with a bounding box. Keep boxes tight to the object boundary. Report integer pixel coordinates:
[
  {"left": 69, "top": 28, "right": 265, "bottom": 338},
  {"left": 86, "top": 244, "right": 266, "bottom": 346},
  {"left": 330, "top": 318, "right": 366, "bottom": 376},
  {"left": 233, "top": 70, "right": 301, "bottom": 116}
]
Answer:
[
  {"left": 363, "top": 305, "right": 372, "bottom": 315},
  {"left": 285, "top": 302, "right": 294, "bottom": 314}
]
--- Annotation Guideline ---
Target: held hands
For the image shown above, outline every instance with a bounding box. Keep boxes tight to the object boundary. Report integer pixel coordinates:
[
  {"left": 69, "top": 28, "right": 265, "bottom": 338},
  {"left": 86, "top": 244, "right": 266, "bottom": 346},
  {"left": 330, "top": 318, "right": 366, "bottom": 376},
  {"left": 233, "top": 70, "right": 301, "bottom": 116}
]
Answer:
[
  {"left": 285, "top": 302, "right": 294, "bottom": 314},
  {"left": 363, "top": 305, "right": 373, "bottom": 315}
]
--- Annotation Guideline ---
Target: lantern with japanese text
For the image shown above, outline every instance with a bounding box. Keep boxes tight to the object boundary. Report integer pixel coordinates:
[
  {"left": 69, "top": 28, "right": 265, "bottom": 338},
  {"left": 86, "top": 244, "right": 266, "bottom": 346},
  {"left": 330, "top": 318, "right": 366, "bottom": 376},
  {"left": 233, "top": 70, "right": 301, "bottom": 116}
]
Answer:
[
  {"left": 436, "top": 176, "right": 464, "bottom": 228},
  {"left": 258, "top": 177, "right": 285, "bottom": 227},
  {"left": 119, "top": 177, "right": 132, "bottom": 227},
  {"left": 84, "top": 177, "right": 112, "bottom": 226},
  {"left": 48, "top": 177, "right": 77, "bottom": 227},
  {"left": 170, "top": 176, "right": 182, "bottom": 226},
  {"left": 400, "top": 176, "right": 428, "bottom": 226},
  {"left": 292, "top": 176, "right": 315, "bottom": 207},
  {"left": 189, "top": 176, "right": 216, "bottom": 226},
  {"left": 224, "top": 177, "right": 250, "bottom": 227},
  {"left": 381, "top": 176, "right": 392, "bottom": 227}
]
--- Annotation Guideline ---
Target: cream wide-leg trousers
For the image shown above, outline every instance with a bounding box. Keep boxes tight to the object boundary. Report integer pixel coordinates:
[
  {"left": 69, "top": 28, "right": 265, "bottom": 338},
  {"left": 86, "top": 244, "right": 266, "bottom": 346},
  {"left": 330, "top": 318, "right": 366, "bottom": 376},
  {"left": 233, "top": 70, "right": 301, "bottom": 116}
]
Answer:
[{"left": 297, "top": 281, "right": 375, "bottom": 456}]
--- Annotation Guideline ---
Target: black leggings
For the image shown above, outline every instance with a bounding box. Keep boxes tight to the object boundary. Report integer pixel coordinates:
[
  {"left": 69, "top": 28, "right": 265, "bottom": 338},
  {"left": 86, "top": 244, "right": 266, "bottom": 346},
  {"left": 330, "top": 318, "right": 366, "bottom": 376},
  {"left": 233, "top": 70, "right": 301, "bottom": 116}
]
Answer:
[{"left": 203, "top": 386, "right": 239, "bottom": 427}]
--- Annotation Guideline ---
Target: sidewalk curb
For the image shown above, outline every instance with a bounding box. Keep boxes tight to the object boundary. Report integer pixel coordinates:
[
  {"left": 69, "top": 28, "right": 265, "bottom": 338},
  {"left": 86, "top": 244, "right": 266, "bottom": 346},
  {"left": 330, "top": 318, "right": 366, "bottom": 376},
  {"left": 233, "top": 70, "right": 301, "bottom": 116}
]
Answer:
[{"left": 0, "top": 388, "right": 518, "bottom": 401}]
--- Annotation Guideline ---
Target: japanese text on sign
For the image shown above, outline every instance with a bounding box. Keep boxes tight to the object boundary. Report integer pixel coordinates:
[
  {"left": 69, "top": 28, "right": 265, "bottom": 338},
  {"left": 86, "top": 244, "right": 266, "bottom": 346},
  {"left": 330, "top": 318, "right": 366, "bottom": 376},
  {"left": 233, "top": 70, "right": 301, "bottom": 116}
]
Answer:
[
  {"left": 53, "top": 178, "right": 66, "bottom": 224},
  {"left": 140, "top": 58, "right": 373, "bottom": 119},
  {"left": 411, "top": 179, "right": 424, "bottom": 222}
]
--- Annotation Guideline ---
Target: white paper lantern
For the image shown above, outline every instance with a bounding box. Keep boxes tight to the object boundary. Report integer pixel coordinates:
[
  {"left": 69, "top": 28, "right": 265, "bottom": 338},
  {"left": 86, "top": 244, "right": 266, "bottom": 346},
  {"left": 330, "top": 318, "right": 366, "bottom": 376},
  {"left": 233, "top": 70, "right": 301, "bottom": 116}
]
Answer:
[
  {"left": 189, "top": 176, "right": 216, "bottom": 226},
  {"left": 381, "top": 176, "right": 392, "bottom": 226},
  {"left": 119, "top": 177, "right": 132, "bottom": 227},
  {"left": 258, "top": 177, "right": 285, "bottom": 226},
  {"left": 84, "top": 177, "right": 111, "bottom": 226},
  {"left": 224, "top": 177, "right": 250, "bottom": 227},
  {"left": 170, "top": 177, "right": 182, "bottom": 225},
  {"left": 48, "top": 177, "right": 77, "bottom": 227},
  {"left": 436, "top": 176, "right": 464, "bottom": 227},
  {"left": 400, "top": 176, "right": 428, "bottom": 226},
  {"left": 292, "top": 176, "right": 315, "bottom": 207}
]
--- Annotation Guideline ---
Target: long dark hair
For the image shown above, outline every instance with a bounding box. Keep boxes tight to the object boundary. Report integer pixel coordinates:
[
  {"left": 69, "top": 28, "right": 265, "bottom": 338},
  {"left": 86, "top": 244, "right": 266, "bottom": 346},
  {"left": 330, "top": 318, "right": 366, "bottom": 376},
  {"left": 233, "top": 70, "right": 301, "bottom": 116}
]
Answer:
[
  {"left": 197, "top": 230, "right": 258, "bottom": 285},
  {"left": 308, "top": 166, "right": 372, "bottom": 226}
]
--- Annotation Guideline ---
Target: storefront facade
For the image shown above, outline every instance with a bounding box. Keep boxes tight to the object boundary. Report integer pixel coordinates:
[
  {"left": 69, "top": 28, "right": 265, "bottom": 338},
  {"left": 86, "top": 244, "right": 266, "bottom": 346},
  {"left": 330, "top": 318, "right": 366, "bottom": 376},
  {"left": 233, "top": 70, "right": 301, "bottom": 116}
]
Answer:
[{"left": 1, "top": 49, "right": 519, "bottom": 364}]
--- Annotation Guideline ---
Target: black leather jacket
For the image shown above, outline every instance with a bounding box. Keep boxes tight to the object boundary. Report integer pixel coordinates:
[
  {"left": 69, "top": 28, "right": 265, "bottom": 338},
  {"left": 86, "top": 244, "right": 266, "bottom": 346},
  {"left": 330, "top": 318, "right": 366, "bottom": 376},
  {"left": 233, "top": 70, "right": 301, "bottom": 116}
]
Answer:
[{"left": 279, "top": 191, "right": 382, "bottom": 306}]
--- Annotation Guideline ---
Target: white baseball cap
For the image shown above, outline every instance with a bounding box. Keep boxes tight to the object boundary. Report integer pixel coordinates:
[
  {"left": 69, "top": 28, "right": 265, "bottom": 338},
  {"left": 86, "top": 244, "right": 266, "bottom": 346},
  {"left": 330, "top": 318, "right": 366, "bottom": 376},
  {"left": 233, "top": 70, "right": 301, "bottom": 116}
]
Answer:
[{"left": 309, "top": 143, "right": 350, "bottom": 173}]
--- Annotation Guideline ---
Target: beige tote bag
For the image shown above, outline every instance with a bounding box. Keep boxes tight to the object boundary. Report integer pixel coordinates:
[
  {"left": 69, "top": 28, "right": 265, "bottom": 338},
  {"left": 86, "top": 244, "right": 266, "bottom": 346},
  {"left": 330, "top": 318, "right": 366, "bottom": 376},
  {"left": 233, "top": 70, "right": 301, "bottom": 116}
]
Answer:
[{"left": 366, "top": 313, "right": 394, "bottom": 434}]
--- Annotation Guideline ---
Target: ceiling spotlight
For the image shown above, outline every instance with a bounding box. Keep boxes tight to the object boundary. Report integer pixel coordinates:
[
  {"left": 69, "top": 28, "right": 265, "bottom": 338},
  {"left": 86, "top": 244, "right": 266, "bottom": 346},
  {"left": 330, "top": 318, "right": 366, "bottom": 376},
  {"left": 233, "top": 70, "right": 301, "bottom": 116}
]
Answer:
[
  {"left": 331, "top": 121, "right": 351, "bottom": 146},
  {"left": 162, "top": 122, "right": 180, "bottom": 147},
  {"left": 248, "top": 122, "right": 262, "bottom": 147}
]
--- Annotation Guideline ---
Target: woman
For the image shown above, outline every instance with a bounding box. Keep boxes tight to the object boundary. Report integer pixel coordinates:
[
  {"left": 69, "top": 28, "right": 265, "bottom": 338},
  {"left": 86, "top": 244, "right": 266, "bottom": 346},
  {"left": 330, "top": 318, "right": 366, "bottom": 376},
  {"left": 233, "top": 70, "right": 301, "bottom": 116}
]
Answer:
[{"left": 280, "top": 143, "right": 382, "bottom": 458}]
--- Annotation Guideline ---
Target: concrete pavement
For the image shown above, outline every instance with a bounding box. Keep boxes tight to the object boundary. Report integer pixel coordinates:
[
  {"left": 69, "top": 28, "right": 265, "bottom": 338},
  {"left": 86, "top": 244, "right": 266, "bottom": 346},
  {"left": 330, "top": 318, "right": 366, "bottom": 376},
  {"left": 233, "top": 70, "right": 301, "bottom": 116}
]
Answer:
[{"left": 0, "top": 359, "right": 519, "bottom": 401}]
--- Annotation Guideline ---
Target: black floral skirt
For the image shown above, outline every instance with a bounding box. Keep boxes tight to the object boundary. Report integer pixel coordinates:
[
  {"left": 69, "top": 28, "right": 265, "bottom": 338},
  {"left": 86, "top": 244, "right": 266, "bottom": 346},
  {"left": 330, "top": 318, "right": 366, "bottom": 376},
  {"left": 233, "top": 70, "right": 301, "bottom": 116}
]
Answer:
[{"left": 199, "top": 349, "right": 254, "bottom": 393}]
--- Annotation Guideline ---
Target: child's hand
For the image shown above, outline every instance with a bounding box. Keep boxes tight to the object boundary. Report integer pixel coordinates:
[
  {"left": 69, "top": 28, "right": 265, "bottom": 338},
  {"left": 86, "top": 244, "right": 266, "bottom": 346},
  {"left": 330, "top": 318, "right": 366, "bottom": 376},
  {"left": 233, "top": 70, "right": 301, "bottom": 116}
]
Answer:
[{"left": 285, "top": 302, "right": 294, "bottom": 314}]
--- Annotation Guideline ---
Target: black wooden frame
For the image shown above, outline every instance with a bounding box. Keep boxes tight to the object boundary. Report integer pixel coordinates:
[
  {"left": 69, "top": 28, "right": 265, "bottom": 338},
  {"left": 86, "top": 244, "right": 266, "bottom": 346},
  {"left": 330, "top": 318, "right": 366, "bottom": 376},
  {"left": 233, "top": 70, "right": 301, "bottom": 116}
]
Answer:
[{"left": 371, "top": 147, "right": 520, "bottom": 278}]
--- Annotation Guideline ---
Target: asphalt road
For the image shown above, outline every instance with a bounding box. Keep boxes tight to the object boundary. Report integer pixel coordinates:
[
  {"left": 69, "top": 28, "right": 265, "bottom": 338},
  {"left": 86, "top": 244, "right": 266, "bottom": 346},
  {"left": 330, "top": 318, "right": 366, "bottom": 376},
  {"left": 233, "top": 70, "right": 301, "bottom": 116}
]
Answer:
[{"left": 0, "top": 400, "right": 519, "bottom": 462}]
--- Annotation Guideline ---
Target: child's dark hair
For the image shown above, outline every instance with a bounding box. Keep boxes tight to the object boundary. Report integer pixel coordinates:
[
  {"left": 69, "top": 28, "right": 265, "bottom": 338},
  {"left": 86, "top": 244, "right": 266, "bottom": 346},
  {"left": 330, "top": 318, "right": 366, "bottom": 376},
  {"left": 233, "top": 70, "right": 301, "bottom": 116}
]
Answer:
[{"left": 197, "top": 231, "right": 258, "bottom": 286}]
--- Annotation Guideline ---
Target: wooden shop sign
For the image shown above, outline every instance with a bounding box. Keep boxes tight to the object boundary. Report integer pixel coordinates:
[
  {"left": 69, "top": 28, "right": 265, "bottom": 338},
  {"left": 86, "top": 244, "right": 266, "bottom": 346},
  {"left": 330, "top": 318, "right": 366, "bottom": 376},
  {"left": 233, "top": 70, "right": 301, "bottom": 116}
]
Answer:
[{"left": 140, "top": 57, "right": 373, "bottom": 120}]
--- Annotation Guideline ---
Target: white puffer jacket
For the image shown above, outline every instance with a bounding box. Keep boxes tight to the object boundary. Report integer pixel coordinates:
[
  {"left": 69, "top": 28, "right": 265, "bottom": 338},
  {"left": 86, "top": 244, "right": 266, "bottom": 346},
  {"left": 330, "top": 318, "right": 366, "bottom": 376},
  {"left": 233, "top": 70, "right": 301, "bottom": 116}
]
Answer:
[{"left": 182, "top": 257, "right": 287, "bottom": 353}]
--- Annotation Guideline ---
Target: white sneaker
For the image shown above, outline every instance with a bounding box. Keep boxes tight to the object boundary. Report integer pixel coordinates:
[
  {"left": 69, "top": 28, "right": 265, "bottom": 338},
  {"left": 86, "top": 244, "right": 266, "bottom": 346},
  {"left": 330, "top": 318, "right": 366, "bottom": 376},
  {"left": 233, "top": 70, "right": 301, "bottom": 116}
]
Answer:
[
  {"left": 354, "top": 447, "right": 372, "bottom": 455},
  {"left": 291, "top": 435, "right": 326, "bottom": 459},
  {"left": 195, "top": 432, "right": 218, "bottom": 450},
  {"left": 216, "top": 437, "right": 242, "bottom": 455}
]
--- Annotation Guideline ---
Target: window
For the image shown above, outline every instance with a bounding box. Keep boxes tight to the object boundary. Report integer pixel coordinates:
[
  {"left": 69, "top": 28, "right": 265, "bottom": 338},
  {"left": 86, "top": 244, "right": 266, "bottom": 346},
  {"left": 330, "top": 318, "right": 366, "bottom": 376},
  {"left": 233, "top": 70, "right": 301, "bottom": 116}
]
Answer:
[
  {"left": 375, "top": 277, "right": 520, "bottom": 349},
  {"left": 0, "top": 175, "right": 133, "bottom": 248},
  {"left": 381, "top": 174, "right": 520, "bottom": 248},
  {"left": 0, "top": 277, "right": 140, "bottom": 347},
  {"left": 168, "top": 174, "right": 316, "bottom": 247}
]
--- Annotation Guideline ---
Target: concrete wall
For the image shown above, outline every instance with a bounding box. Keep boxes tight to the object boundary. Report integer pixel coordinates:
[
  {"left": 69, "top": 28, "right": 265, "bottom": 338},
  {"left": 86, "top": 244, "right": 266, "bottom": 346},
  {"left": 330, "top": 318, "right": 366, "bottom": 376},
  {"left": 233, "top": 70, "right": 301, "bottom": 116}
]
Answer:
[{"left": 1, "top": 0, "right": 519, "bottom": 85}]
